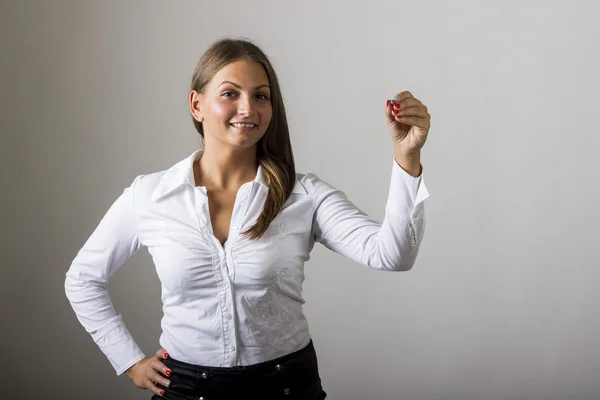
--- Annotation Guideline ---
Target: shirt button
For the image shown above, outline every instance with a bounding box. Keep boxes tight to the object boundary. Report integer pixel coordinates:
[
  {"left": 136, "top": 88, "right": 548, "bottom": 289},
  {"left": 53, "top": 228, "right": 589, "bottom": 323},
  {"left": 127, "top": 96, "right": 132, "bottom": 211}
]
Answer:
[
  {"left": 201, "top": 372, "right": 208, "bottom": 379},
  {"left": 275, "top": 364, "right": 283, "bottom": 371},
  {"left": 231, "top": 345, "right": 236, "bottom": 351},
  {"left": 283, "top": 388, "right": 291, "bottom": 395},
  {"left": 227, "top": 313, "right": 232, "bottom": 320}
]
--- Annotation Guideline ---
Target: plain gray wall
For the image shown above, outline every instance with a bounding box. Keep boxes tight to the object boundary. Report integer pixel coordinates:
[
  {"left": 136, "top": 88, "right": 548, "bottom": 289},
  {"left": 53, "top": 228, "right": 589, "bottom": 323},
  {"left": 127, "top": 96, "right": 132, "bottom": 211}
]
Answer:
[{"left": 3, "top": 1, "right": 599, "bottom": 399}]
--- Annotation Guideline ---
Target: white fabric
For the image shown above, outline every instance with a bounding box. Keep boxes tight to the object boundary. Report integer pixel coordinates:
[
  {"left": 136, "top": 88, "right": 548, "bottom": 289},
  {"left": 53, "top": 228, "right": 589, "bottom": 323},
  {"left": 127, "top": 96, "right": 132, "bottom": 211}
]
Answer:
[{"left": 65, "top": 150, "right": 430, "bottom": 375}]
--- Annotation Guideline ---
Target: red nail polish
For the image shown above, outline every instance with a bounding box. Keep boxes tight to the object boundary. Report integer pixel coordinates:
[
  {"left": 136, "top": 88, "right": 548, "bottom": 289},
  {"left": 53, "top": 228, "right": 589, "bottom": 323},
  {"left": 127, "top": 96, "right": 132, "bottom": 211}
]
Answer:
[
  {"left": 166, "top": 370, "right": 171, "bottom": 376},
  {"left": 160, "top": 390, "right": 165, "bottom": 396},
  {"left": 386, "top": 100, "right": 390, "bottom": 107},
  {"left": 392, "top": 109, "right": 399, "bottom": 114},
  {"left": 393, "top": 103, "right": 400, "bottom": 109},
  {"left": 164, "top": 352, "right": 169, "bottom": 358}
]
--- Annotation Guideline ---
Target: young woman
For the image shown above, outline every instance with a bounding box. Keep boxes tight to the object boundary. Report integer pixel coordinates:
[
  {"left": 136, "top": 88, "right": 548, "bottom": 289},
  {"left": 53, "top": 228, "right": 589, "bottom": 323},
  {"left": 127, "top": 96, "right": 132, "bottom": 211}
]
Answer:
[{"left": 65, "top": 37, "right": 431, "bottom": 399}]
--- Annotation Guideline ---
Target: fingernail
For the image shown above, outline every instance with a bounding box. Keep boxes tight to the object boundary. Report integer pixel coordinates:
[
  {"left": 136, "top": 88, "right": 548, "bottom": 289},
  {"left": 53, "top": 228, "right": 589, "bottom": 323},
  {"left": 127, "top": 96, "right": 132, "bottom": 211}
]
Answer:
[
  {"left": 160, "top": 390, "right": 165, "bottom": 396},
  {"left": 386, "top": 100, "right": 390, "bottom": 107},
  {"left": 164, "top": 352, "right": 169, "bottom": 358},
  {"left": 392, "top": 109, "right": 399, "bottom": 114},
  {"left": 393, "top": 103, "right": 400, "bottom": 109},
  {"left": 166, "top": 370, "right": 171, "bottom": 376}
]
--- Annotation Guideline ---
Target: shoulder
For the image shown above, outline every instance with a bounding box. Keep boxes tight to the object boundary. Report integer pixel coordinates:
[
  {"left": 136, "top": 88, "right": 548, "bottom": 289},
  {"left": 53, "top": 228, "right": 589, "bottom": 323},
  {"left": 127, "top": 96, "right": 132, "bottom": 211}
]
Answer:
[
  {"left": 295, "top": 171, "right": 340, "bottom": 197},
  {"left": 131, "top": 169, "right": 165, "bottom": 189},
  {"left": 127, "top": 168, "right": 171, "bottom": 204}
]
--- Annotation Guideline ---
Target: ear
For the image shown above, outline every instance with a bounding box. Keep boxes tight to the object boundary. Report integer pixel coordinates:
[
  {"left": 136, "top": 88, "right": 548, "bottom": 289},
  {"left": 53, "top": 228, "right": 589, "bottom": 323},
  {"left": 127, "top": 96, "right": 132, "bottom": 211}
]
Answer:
[{"left": 189, "top": 90, "right": 203, "bottom": 121}]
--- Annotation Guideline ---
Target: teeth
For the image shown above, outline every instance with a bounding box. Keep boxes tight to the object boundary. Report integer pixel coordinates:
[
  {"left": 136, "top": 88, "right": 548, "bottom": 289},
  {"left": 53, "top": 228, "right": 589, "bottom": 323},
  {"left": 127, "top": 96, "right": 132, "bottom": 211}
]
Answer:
[{"left": 231, "top": 123, "right": 256, "bottom": 128}]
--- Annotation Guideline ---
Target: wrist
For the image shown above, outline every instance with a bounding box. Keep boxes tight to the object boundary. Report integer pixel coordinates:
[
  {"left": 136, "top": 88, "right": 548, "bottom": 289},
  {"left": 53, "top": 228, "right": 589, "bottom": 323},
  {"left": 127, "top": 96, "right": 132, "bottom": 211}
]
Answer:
[
  {"left": 394, "top": 155, "right": 421, "bottom": 178},
  {"left": 394, "top": 150, "right": 421, "bottom": 177},
  {"left": 125, "top": 366, "right": 135, "bottom": 378},
  {"left": 125, "top": 359, "right": 142, "bottom": 377}
]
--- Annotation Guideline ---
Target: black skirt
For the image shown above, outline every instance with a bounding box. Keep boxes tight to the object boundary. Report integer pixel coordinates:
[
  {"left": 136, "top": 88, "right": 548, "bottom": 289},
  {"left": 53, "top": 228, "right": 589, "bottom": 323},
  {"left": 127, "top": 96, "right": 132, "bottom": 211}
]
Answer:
[{"left": 151, "top": 340, "right": 327, "bottom": 399}]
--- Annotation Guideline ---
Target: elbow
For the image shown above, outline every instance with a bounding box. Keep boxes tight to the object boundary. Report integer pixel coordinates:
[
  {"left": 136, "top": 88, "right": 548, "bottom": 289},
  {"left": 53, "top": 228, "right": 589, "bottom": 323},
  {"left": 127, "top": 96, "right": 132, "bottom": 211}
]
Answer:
[
  {"left": 64, "top": 271, "right": 77, "bottom": 303},
  {"left": 64, "top": 269, "right": 90, "bottom": 303},
  {"left": 396, "top": 246, "right": 421, "bottom": 271},
  {"left": 388, "top": 259, "right": 416, "bottom": 272},
  {"left": 397, "top": 261, "right": 416, "bottom": 272},
  {"left": 64, "top": 267, "right": 108, "bottom": 306},
  {"left": 379, "top": 248, "right": 419, "bottom": 272}
]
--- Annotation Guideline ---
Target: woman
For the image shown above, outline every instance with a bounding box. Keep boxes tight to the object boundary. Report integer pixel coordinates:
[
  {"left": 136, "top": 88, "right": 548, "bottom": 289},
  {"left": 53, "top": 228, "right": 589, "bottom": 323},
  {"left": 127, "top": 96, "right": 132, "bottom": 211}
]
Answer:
[{"left": 65, "top": 37, "right": 431, "bottom": 399}]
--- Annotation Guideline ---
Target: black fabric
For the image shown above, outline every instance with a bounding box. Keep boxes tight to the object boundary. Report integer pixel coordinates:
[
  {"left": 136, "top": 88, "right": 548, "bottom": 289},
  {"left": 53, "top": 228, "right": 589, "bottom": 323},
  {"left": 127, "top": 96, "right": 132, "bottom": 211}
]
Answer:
[{"left": 151, "top": 340, "right": 327, "bottom": 400}]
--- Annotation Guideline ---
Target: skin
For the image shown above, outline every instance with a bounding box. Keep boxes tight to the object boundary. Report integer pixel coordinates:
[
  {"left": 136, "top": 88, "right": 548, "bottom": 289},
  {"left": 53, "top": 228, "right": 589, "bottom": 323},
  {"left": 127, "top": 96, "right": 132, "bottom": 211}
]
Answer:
[
  {"left": 125, "top": 61, "right": 431, "bottom": 397},
  {"left": 386, "top": 91, "right": 431, "bottom": 177},
  {"left": 192, "top": 59, "right": 273, "bottom": 247}
]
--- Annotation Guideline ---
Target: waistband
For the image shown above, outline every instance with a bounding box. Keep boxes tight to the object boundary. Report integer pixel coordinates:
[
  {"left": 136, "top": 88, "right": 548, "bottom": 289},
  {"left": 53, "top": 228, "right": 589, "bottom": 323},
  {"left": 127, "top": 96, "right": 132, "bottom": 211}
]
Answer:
[{"left": 165, "top": 340, "right": 316, "bottom": 376}]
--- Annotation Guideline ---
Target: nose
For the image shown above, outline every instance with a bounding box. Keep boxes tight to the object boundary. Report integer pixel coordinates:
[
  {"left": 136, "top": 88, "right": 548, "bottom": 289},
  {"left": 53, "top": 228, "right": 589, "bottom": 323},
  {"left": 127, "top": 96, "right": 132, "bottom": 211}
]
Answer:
[{"left": 237, "top": 95, "right": 255, "bottom": 117}]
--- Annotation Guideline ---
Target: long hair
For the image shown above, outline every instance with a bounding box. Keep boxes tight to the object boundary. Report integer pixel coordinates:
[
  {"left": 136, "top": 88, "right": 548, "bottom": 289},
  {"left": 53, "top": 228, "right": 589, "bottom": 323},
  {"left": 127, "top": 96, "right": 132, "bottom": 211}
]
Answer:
[{"left": 190, "top": 38, "right": 295, "bottom": 240}]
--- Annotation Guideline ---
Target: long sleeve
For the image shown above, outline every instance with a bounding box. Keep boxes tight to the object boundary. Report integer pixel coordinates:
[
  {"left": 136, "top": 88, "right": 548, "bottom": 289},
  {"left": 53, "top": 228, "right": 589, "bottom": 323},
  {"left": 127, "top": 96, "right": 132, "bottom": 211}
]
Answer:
[
  {"left": 65, "top": 175, "right": 146, "bottom": 375},
  {"left": 309, "top": 159, "right": 430, "bottom": 271}
]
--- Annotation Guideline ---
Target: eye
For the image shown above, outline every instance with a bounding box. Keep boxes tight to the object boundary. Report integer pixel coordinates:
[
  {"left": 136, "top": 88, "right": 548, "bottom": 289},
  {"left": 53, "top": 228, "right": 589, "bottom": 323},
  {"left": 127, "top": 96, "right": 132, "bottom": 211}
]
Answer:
[
  {"left": 256, "top": 93, "right": 270, "bottom": 101},
  {"left": 222, "top": 91, "right": 238, "bottom": 98}
]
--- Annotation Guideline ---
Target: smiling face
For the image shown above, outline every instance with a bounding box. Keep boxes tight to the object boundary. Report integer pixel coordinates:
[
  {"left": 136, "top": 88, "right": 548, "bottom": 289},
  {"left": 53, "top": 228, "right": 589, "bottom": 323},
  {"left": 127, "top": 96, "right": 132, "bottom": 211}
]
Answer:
[{"left": 190, "top": 59, "right": 273, "bottom": 151}]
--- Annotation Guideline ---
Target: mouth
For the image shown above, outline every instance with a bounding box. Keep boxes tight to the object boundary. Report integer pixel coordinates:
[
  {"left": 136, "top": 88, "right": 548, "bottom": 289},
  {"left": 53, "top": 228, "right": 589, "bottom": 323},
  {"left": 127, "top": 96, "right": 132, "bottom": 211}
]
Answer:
[{"left": 230, "top": 122, "right": 258, "bottom": 130}]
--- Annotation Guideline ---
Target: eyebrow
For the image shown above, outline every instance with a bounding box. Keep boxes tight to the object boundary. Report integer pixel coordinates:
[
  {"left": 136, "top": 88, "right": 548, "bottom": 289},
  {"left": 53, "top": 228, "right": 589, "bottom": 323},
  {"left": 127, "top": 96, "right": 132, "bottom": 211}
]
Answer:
[{"left": 218, "top": 81, "right": 270, "bottom": 91}]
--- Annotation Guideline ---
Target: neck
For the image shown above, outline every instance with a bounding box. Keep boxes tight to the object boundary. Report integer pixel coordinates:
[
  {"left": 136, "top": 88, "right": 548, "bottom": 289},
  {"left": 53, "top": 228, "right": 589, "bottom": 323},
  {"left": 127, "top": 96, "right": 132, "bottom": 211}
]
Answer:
[{"left": 195, "top": 143, "right": 258, "bottom": 191}]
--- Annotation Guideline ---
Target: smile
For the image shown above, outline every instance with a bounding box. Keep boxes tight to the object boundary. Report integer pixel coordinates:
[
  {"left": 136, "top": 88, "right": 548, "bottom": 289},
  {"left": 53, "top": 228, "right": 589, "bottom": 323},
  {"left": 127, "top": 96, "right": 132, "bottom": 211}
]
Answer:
[{"left": 230, "top": 123, "right": 257, "bottom": 128}]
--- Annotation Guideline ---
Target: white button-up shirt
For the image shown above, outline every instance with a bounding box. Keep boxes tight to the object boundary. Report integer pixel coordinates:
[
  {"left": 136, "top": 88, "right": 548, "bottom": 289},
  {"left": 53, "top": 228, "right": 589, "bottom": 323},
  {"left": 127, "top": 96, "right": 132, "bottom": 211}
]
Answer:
[{"left": 65, "top": 150, "right": 430, "bottom": 375}]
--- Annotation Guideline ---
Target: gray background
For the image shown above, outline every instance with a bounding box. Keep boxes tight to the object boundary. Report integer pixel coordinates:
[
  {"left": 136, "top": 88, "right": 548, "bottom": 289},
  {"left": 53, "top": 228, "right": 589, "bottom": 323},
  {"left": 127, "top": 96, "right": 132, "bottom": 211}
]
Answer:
[{"left": 2, "top": 1, "right": 599, "bottom": 399}]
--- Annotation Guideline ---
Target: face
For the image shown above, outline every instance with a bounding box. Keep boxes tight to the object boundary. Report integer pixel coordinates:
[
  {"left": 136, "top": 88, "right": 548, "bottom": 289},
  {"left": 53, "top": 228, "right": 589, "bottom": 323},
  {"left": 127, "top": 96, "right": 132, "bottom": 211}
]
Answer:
[{"left": 190, "top": 59, "right": 272, "bottom": 151}]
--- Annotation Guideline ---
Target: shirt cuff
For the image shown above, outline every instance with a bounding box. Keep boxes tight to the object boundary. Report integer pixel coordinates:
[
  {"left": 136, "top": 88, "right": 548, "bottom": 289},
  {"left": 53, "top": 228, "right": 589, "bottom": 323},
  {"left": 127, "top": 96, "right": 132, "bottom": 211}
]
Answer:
[
  {"left": 386, "top": 158, "right": 430, "bottom": 218},
  {"left": 94, "top": 315, "right": 147, "bottom": 375}
]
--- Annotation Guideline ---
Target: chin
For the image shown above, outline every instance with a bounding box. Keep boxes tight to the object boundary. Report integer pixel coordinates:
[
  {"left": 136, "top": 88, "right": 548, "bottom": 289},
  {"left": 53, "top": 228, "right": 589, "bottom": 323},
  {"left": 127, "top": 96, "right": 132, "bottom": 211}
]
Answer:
[{"left": 227, "top": 130, "right": 266, "bottom": 148}]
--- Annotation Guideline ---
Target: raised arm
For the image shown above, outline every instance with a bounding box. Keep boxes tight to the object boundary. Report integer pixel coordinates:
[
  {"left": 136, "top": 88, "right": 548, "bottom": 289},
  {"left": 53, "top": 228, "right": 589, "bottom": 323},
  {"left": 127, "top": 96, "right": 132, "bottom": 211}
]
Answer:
[{"left": 310, "top": 91, "right": 431, "bottom": 271}]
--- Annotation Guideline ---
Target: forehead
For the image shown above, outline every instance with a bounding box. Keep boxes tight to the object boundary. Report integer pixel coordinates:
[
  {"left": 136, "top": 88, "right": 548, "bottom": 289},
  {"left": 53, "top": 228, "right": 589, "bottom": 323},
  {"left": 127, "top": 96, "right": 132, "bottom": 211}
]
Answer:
[{"left": 210, "top": 59, "right": 270, "bottom": 88}]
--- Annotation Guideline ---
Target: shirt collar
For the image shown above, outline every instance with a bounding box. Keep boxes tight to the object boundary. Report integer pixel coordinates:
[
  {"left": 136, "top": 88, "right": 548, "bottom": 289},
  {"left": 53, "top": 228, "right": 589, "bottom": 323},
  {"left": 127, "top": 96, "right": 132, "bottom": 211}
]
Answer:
[{"left": 151, "top": 150, "right": 306, "bottom": 202}]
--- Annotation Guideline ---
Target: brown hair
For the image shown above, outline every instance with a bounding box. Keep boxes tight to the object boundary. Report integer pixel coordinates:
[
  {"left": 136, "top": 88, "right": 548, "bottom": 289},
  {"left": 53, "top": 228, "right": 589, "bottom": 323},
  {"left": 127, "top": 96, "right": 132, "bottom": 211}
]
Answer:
[{"left": 190, "top": 37, "right": 296, "bottom": 240}]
